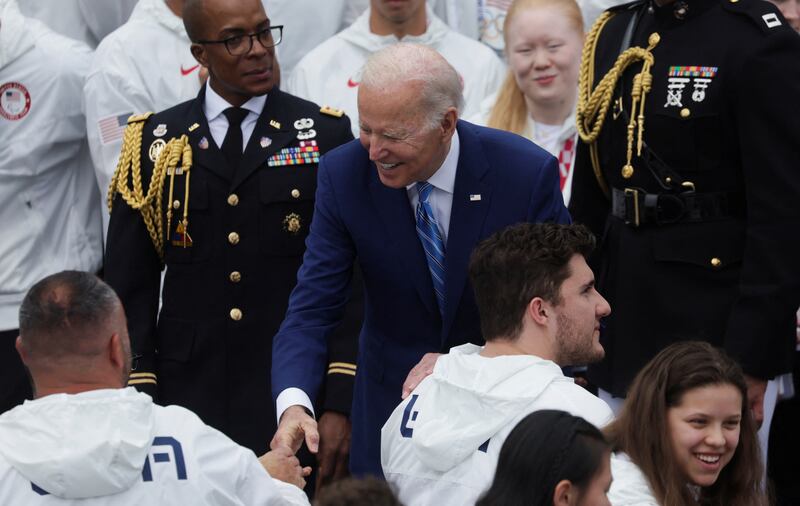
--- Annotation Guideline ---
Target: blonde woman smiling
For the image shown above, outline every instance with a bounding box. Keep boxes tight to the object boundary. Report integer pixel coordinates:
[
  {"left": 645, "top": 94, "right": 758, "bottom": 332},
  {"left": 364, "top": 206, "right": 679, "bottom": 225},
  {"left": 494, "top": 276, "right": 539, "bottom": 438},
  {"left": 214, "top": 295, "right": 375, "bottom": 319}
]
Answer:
[{"left": 470, "top": 0, "right": 584, "bottom": 204}]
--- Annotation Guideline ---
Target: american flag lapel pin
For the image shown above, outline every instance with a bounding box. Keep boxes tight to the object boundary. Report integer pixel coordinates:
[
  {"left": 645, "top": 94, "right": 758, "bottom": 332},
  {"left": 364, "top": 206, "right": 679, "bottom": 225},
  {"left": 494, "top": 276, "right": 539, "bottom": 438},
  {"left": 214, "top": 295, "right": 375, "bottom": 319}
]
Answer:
[{"left": 469, "top": 194, "right": 481, "bottom": 201}]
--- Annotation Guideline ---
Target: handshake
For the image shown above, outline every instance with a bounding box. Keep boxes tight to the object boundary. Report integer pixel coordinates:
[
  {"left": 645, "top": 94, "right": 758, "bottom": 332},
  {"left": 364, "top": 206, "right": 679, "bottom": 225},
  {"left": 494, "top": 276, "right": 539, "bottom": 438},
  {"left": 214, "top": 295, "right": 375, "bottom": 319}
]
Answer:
[{"left": 261, "top": 353, "right": 438, "bottom": 491}]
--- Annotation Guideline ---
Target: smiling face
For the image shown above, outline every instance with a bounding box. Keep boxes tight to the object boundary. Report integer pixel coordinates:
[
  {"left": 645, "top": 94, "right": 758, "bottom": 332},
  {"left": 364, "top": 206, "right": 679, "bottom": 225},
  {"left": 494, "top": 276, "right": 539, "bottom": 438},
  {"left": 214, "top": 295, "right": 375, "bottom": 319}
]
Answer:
[
  {"left": 551, "top": 254, "right": 610, "bottom": 366},
  {"left": 506, "top": 6, "right": 583, "bottom": 112},
  {"left": 357, "top": 81, "right": 456, "bottom": 189},
  {"left": 667, "top": 383, "right": 743, "bottom": 487},
  {"left": 189, "top": 0, "right": 275, "bottom": 106}
]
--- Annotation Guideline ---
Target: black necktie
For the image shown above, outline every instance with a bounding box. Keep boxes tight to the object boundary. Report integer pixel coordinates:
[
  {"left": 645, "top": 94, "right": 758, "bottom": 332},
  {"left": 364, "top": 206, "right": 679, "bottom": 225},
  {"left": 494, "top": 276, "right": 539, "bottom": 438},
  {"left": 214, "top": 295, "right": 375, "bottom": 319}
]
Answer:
[{"left": 221, "top": 107, "right": 249, "bottom": 170}]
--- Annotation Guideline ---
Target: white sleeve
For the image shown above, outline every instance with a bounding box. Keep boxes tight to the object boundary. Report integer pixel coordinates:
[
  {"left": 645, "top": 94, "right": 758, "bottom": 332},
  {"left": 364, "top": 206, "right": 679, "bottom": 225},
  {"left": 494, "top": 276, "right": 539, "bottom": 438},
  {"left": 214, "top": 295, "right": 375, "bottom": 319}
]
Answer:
[
  {"left": 190, "top": 414, "right": 311, "bottom": 506},
  {"left": 237, "top": 451, "right": 311, "bottom": 506},
  {"left": 84, "top": 60, "right": 153, "bottom": 234}
]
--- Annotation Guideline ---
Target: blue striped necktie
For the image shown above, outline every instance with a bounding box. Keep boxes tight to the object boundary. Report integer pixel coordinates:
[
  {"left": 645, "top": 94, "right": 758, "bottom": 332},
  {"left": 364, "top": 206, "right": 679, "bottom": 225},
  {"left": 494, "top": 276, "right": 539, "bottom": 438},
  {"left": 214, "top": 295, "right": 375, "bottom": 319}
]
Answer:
[{"left": 415, "top": 182, "right": 446, "bottom": 316}]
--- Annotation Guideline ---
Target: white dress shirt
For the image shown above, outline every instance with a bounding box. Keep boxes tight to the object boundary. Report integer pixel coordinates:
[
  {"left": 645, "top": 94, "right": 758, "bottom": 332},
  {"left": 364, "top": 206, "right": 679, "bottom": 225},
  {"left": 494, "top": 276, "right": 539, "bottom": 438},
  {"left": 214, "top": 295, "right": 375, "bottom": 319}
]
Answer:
[
  {"left": 203, "top": 81, "right": 267, "bottom": 152},
  {"left": 405, "top": 130, "right": 459, "bottom": 244},
  {"left": 275, "top": 130, "right": 461, "bottom": 423}
]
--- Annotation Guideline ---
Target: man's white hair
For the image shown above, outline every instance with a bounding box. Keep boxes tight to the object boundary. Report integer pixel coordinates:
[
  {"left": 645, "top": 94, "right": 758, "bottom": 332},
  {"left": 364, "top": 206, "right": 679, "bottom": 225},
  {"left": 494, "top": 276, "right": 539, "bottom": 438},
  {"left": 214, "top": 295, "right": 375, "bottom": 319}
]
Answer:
[{"left": 361, "top": 43, "right": 464, "bottom": 130}]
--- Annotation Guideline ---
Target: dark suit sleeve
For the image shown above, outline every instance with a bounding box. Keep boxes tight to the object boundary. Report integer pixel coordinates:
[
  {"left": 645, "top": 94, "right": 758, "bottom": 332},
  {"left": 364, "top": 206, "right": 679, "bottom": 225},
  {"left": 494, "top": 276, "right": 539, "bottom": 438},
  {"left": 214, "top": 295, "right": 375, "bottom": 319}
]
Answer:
[
  {"left": 723, "top": 31, "right": 800, "bottom": 379},
  {"left": 272, "top": 153, "right": 357, "bottom": 406},
  {"left": 529, "top": 154, "right": 572, "bottom": 225},
  {"left": 104, "top": 128, "right": 161, "bottom": 399},
  {"left": 318, "top": 118, "right": 361, "bottom": 416},
  {"left": 319, "top": 265, "right": 363, "bottom": 415}
]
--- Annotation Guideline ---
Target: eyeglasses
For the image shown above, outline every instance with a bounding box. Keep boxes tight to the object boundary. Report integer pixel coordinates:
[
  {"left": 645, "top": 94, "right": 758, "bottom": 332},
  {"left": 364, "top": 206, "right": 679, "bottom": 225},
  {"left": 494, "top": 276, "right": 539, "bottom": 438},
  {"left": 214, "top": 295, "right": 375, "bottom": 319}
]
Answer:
[
  {"left": 197, "top": 26, "right": 283, "bottom": 56},
  {"left": 131, "top": 353, "right": 143, "bottom": 371}
]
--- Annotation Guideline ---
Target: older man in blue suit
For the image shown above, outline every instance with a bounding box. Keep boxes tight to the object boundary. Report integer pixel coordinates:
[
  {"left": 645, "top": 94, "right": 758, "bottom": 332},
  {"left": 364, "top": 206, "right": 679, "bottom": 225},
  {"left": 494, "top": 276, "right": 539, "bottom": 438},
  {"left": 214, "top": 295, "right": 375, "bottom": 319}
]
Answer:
[{"left": 270, "top": 43, "right": 571, "bottom": 478}]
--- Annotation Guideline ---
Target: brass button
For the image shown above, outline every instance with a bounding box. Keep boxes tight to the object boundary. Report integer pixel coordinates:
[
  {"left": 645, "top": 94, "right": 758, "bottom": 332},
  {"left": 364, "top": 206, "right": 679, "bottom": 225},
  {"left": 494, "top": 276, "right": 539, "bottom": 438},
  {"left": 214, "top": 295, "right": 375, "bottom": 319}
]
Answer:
[
  {"left": 680, "top": 108, "right": 691, "bottom": 119},
  {"left": 229, "top": 308, "right": 242, "bottom": 321},
  {"left": 291, "top": 188, "right": 301, "bottom": 199},
  {"left": 227, "top": 194, "right": 239, "bottom": 206},
  {"left": 172, "top": 200, "right": 180, "bottom": 209},
  {"left": 729, "top": 0, "right": 738, "bottom": 3},
  {"left": 673, "top": 1, "right": 688, "bottom": 19},
  {"left": 229, "top": 271, "right": 242, "bottom": 283},
  {"left": 621, "top": 165, "right": 634, "bottom": 179},
  {"left": 710, "top": 257, "right": 722, "bottom": 268},
  {"left": 228, "top": 232, "right": 240, "bottom": 245}
]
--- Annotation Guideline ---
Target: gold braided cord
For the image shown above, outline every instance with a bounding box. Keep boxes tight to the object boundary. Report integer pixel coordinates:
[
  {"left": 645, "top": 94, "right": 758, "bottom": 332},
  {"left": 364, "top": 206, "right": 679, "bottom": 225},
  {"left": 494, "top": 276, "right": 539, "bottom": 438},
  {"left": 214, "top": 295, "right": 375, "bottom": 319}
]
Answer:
[
  {"left": 576, "top": 11, "right": 615, "bottom": 144},
  {"left": 576, "top": 10, "right": 660, "bottom": 195},
  {"left": 108, "top": 114, "right": 192, "bottom": 261}
]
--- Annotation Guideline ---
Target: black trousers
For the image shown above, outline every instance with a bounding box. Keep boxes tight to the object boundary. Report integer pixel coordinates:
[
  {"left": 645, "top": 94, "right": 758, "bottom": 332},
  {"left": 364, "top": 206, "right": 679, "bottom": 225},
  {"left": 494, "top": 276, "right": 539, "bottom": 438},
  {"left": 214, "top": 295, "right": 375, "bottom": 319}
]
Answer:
[
  {"left": 1, "top": 329, "right": 32, "bottom": 414},
  {"left": 768, "top": 350, "right": 800, "bottom": 506}
]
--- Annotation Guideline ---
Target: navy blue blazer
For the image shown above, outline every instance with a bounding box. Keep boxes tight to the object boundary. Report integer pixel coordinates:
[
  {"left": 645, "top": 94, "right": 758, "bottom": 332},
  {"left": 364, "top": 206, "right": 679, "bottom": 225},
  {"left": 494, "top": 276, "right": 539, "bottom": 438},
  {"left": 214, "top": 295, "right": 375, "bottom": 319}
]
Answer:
[{"left": 272, "top": 120, "right": 570, "bottom": 476}]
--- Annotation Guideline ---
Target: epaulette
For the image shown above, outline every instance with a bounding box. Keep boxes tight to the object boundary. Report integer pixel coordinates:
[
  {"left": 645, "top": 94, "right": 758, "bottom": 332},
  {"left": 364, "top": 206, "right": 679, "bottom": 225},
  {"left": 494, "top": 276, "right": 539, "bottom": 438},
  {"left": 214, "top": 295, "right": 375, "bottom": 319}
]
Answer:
[
  {"left": 127, "top": 112, "right": 154, "bottom": 124},
  {"left": 721, "top": 0, "right": 789, "bottom": 34},
  {"left": 320, "top": 105, "right": 345, "bottom": 118}
]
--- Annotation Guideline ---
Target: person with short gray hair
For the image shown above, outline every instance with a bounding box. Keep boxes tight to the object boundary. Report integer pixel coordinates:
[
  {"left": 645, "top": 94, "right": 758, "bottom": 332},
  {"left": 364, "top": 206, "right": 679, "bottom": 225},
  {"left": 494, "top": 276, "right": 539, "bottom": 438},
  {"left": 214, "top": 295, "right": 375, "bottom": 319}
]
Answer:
[
  {"left": 0, "top": 271, "right": 311, "bottom": 505},
  {"left": 359, "top": 43, "right": 464, "bottom": 132},
  {"left": 271, "top": 42, "right": 570, "bottom": 477}
]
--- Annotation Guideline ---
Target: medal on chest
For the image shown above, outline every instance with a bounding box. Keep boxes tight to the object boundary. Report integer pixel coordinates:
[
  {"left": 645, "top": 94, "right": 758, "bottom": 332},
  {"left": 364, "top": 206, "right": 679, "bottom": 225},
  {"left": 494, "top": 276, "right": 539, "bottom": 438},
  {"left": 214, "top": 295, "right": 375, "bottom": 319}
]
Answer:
[{"left": 664, "top": 66, "right": 717, "bottom": 107}]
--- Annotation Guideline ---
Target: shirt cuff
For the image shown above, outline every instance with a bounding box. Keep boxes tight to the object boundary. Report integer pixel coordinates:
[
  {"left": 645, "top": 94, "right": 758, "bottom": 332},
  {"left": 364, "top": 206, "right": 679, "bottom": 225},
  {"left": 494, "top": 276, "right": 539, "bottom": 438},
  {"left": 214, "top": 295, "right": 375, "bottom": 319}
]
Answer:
[{"left": 276, "top": 387, "right": 315, "bottom": 425}]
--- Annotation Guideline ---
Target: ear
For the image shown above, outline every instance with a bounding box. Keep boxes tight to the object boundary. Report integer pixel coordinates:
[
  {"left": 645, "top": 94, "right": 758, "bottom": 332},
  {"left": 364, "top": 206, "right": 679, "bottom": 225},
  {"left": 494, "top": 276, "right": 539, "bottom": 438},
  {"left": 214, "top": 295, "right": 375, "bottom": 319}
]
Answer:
[
  {"left": 15, "top": 336, "right": 28, "bottom": 365},
  {"left": 528, "top": 297, "right": 550, "bottom": 326},
  {"left": 108, "top": 333, "right": 125, "bottom": 371},
  {"left": 190, "top": 43, "right": 209, "bottom": 68},
  {"left": 440, "top": 107, "right": 458, "bottom": 138},
  {"left": 553, "top": 479, "right": 575, "bottom": 506}
]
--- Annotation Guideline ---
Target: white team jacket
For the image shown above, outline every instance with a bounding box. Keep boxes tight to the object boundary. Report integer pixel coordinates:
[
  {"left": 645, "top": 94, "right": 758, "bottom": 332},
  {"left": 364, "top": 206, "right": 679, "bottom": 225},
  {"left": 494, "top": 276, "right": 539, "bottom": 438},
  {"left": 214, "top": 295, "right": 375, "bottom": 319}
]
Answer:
[
  {"left": 381, "top": 344, "right": 614, "bottom": 506},
  {"left": 17, "top": 0, "right": 137, "bottom": 48},
  {"left": 83, "top": 0, "right": 203, "bottom": 232},
  {"left": 0, "top": 388, "right": 310, "bottom": 505},
  {"left": 607, "top": 453, "right": 659, "bottom": 506},
  {"left": 285, "top": 6, "right": 506, "bottom": 138},
  {"left": 0, "top": 0, "right": 103, "bottom": 331}
]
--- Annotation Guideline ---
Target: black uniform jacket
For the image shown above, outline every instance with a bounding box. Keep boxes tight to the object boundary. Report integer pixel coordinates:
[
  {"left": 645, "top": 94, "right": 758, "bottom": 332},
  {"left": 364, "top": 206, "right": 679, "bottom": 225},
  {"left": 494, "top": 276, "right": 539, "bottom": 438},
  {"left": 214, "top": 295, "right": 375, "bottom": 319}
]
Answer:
[
  {"left": 105, "top": 86, "right": 361, "bottom": 453},
  {"left": 570, "top": 0, "right": 800, "bottom": 396}
]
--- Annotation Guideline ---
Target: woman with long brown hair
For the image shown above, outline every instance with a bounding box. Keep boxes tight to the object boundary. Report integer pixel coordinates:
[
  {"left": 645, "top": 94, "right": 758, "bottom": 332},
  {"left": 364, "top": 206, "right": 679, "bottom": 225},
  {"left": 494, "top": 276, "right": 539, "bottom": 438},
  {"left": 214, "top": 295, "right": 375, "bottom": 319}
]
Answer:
[
  {"left": 604, "top": 341, "right": 765, "bottom": 506},
  {"left": 470, "top": 0, "right": 584, "bottom": 204}
]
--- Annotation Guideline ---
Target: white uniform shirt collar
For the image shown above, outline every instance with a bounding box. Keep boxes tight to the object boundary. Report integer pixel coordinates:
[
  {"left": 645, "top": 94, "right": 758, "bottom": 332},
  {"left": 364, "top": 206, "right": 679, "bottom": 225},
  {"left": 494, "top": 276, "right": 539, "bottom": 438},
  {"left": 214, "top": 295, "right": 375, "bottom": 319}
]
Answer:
[
  {"left": 203, "top": 80, "right": 266, "bottom": 150},
  {"left": 203, "top": 80, "right": 266, "bottom": 122}
]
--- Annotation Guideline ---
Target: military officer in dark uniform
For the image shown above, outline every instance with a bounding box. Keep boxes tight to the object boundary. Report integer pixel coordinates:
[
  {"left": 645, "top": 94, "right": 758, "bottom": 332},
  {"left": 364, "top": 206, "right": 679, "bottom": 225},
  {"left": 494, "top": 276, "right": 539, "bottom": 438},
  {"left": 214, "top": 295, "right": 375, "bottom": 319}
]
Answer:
[
  {"left": 104, "top": 0, "right": 360, "bottom": 476},
  {"left": 570, "top": 0, "right": 800, "bottom": 418}
]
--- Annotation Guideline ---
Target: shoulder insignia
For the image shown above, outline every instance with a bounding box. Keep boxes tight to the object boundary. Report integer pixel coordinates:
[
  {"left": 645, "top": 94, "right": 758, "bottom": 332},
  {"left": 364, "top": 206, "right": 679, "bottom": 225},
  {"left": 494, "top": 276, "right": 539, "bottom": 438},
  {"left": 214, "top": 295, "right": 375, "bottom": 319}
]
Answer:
[
  {"left": 320, "top": 105, "right": 345, "bottom": 118},
  {"left": 722, "top": 0, "right": 790, "bottom": 34},
  {"left": 127, "top": 112, "right": 154, "bottom": 124}
]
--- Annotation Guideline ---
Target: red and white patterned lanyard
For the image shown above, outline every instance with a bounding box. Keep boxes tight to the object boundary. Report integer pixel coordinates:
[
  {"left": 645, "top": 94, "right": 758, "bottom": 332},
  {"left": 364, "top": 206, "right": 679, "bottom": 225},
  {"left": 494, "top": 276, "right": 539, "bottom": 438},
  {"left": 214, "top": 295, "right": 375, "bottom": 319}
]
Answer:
[{"left": 557, "top": 134, "right": 577, "bottom": 190}]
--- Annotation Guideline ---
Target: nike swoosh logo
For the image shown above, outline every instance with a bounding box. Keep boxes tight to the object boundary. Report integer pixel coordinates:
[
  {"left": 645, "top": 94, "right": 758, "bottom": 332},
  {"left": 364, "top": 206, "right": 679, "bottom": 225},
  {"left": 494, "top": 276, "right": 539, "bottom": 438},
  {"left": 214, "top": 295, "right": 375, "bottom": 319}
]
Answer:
[
  {"left": 181, "top": 64, "right": 200, "bottom": 76},
  {"left": 347, "top": 78, "right": 360, "bottom": 88}
]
